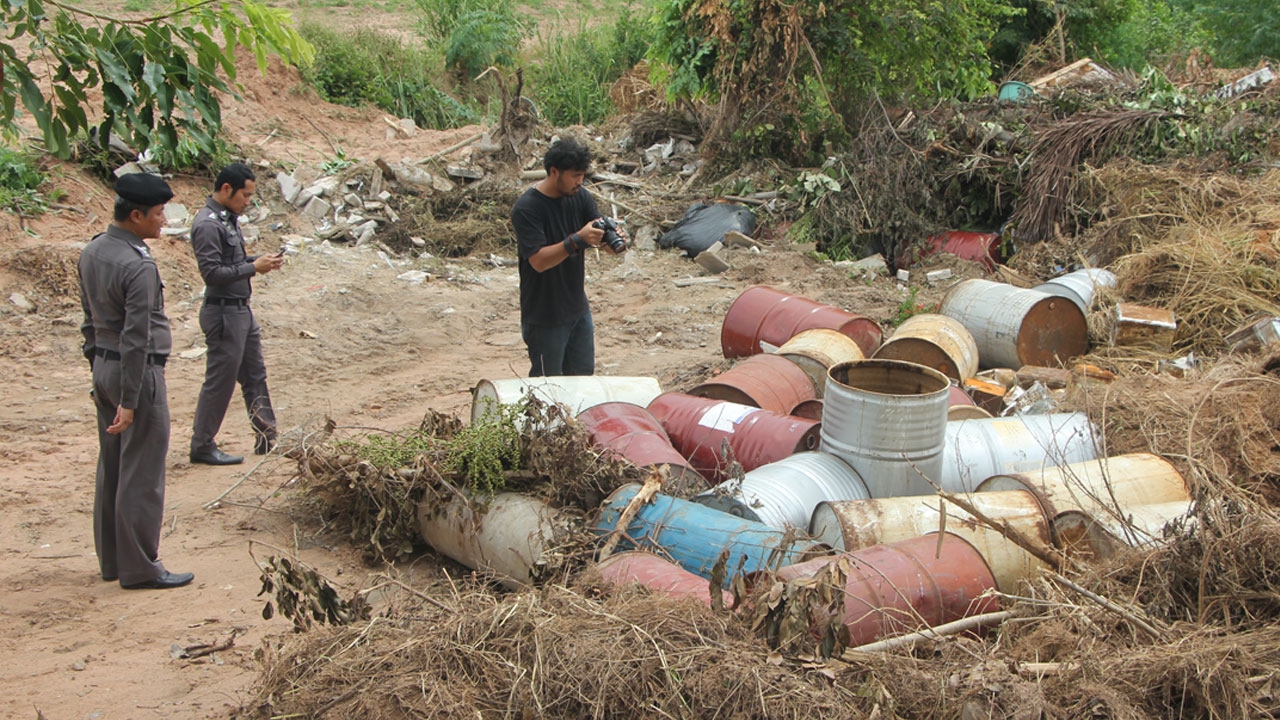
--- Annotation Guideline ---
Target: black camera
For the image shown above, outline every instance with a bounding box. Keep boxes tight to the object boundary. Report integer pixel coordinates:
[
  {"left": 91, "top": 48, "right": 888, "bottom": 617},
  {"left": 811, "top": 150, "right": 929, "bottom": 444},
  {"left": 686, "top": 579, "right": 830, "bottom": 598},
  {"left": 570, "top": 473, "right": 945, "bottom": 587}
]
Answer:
[{"left": 593, "top": 217, "right": 626, "bottom": 253}]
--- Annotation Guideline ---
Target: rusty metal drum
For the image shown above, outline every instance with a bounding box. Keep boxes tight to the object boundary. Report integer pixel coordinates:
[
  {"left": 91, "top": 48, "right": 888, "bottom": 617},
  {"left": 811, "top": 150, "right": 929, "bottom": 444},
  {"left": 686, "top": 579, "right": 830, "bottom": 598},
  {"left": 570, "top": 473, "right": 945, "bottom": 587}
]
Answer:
[
  {"left": 721, "top": 285, "right": 883, "bottom": 358},
  {"left": 770, "top": 534, "right": 1001, "bottom": 647},
  {"left": 648, "top": 393, "right": 820, "bottom": 483},
  {"left": 1034, "top": 268, "right": 1118, "bottom": 315},
  {"left": 977, "top": 453, "right": 1192, "bottom": 553},
  {"left": 690, "top": 353, "right": 817, "bottom": 415},
  {"left": 596, "top": 484, "right": 825, "bottom": 584},
  {"left": 1052, "top": 500, "right": 1194, "bottom": 560},
  {"left": 778, "top": 328, "right": 867, "bottom": 397},
  {"left": 418, "top": 493, "right": 575, "bottom": 590},
  {"left": 809, "top": 491, "right": 1050, "bottom": 592},
  {"left": 820, "top": 359, "right": 952, "bottom": 498},
  {"left": 694, "top": 451, "right": 870, "bottom": 530},
  {"left": 472, "top": 375, "right": 662, "bottom": 425},
  {"left": 873, "top": 314, "right": 980, "bottom": 381},
  {"left": 577, "top": 402, "right": 708, "bottom": 493},
  {"left": 790, "top": 398, "right": 824, "bottom": 420},
  {"left": 595, "top": 551, "right": 733, "bottom": 607},
  {"left": 939, "top": 279, "right": 1089, "bottom": 370}
]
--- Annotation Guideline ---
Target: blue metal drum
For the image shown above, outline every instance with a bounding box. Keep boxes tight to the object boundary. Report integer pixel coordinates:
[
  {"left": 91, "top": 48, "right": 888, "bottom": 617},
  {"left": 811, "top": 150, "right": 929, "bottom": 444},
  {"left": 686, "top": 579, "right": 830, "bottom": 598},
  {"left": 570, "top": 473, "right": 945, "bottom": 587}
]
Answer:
[{"left": 596, "top": 483, "right": 823, "bottom": 584}]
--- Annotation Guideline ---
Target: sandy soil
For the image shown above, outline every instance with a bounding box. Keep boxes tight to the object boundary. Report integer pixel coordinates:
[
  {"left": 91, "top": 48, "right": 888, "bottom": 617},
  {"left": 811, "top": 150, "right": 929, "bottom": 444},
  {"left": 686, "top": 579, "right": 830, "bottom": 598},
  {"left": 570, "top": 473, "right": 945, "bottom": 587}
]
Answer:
[{"left": 0, "top": 47, "right": 967, "bottom": 717}]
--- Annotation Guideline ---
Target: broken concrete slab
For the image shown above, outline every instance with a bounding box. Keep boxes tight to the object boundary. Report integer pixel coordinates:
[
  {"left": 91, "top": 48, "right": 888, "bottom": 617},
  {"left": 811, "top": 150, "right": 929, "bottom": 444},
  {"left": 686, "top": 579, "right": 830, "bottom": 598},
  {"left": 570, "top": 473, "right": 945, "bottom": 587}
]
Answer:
[
  {"left": 446, "top": 164, "right": 484, "bottom": 180},
  {"left": 355, "top": 220, "right": 378, "bottom": 244},
  {"left": 695, "top": 242, "right": 730, "bottom": 274},
  {"left": 632, "top": 225, "right": 659, "bottom": 251},
  {"left": 307, "top": 176, "right": 340, "bottom": 198},
  {"left": 163, "top": 203, "right": 190, "bottom": 226},
  {"left": 852, "top": 253, "right": 889, "bottom": 274},
  {"left": 277, "top": 172, "right": 301, "bottom": 205},
  {"left": 723, "top": 230, "right": 760, "bottom": 249},
  {"left": 342, "top": 192, "right": 362, "bottom": 208},
  {"left": 302, "top": 196, "right": 333, "bottom": 220},
  {"left": 926, "top": 268, "right": 954, "bottom": 284},
  {"left": 293, "top": 186, "right": 320, "bottom": 209}
]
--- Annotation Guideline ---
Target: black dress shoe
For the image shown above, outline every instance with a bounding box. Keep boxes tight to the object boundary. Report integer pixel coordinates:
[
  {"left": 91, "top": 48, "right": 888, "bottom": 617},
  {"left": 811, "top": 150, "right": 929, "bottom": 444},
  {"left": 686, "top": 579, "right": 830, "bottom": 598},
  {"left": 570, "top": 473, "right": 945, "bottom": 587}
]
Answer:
[
  {"left": 254, "top": 434, "right": 277, "bottom": 455},
  {"left": 190, "top": 449, "right": 244, "bottom": 465},
  {"left": 121, "top": 570, "right": 195, "bottom": 590}
]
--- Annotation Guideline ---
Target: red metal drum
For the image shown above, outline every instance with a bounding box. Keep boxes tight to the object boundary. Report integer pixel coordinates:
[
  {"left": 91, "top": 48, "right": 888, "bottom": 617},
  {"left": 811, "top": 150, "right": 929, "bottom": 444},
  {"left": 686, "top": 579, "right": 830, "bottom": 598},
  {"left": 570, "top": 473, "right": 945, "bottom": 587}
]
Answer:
[
  {"left": 721, "top": 285, "right": 883, "bottom": 358},
  {"left": 595, "top": 551, "right": 733, "bottom": 607},
  {"left": 790, "top": 398, "right": 824, "bottom": 420},
  {"left": 647, "top": 393, "right": 821, "bottom": 484},
  {"left": 690, "top": 354, "right": 817, "bottom": 416},
  {"left": 577, "top": 402, "right": 708, "bottom": 493},
  {"left": 948, "top": 385, "right": 976, "bottom": 407},
  {"left": 770, "top": 533, "right": 1001, "bottom": 647}
]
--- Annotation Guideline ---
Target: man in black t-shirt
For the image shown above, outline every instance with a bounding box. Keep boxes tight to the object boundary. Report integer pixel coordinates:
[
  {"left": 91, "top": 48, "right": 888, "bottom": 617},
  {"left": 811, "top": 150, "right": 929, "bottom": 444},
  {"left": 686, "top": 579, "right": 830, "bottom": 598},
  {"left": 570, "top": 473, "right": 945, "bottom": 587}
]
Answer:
[{"left": 511, "top": 138, "right": 625, "bottom": 376}]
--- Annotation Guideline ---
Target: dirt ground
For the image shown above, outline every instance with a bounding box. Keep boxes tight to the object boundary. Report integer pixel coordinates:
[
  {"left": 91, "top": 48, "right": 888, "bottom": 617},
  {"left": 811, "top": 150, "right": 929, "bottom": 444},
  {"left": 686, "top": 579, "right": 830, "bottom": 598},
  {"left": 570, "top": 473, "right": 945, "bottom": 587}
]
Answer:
[{"left": 0, "top": 50, "right": 952, "bottom": 718}]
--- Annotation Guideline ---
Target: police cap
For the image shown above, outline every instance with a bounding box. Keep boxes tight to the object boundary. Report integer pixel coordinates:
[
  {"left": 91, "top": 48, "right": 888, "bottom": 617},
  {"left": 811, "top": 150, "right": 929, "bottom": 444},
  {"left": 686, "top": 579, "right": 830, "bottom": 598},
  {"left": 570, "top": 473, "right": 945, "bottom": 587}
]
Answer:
[{"left": 115, "top": 173, "right": 174, "bottom": 206}]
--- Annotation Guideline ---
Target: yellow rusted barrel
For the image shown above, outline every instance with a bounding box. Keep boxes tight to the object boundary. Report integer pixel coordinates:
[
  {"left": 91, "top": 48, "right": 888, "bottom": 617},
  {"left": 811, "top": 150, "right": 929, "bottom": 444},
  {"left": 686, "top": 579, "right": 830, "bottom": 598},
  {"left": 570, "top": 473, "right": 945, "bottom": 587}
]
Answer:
[
  {"left": 976, "top": 453, "right": 1191, "bottom": 553},
  {"left": 778, "top": 328, "right": 866, "bottom": 397},
  {"left": 872, "top": 313, "right": 980, "bottom": 381},
  {"left": 809, "top": 490, "right": 1050, "bottom": 592},
  {"left": 1052, "top": 500, "right": 1195, "bottom": 560}
]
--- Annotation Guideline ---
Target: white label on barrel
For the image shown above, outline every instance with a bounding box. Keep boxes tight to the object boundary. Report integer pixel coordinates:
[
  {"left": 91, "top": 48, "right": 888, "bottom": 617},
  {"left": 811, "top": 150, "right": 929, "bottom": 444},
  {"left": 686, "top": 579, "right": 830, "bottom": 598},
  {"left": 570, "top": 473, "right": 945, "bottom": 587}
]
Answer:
[{"left": 698, "top": 402, "right": 759, "bottom": 432}]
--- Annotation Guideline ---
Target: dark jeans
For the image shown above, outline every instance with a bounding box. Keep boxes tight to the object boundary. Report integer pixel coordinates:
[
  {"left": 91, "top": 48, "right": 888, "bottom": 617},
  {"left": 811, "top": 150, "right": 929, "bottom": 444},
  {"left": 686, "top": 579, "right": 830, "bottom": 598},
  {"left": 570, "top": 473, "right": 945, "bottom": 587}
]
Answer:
[{"left": 522, "top": 312, "right": 594, "bottom": 377}]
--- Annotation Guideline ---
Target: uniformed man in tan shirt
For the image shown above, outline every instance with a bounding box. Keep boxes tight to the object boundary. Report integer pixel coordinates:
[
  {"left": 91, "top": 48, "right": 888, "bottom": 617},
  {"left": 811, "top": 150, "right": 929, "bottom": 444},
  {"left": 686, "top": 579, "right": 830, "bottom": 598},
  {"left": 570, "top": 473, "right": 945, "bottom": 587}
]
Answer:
[{"left": 78, "top": 173, "right": 193, "bottom": 590}]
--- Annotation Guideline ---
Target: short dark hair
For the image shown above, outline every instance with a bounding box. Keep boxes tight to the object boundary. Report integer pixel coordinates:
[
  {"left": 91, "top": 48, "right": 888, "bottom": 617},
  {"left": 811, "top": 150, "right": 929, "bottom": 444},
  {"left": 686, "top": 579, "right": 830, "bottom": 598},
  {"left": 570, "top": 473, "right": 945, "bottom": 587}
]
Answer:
[
  {"left": 543, "top": 138, "right": 591, "bottom": 173},
  {"left": 113, "top": 195, "right": 154, "bottom": 222},
  {"left": 214, "top": 162, "right": 256, "bottom": 192}
]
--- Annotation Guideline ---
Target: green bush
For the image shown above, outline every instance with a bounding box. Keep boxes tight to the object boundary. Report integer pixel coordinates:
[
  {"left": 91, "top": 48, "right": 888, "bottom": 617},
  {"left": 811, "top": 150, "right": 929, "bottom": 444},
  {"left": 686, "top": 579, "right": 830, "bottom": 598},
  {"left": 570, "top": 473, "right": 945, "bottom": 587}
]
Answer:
[
  {"left": 411, "top": 0, "right": 526, "bottom": 78},
  {"left": 1184, "top": 0, "right": 1280, "bottom": 66},
  {"left": 0, "top": 145, "right": 47, "bottom": 214},
  {"left": 525, "top": 10, "right": 655, "bottom": 127},
  {"left": 445, "top": 9, "right": 526, "bottom": 79},
  {"left": 298, "top": 23, "right": 478, "bottom": 129},
  {"left": 1086, "top": 1, "right": 1208, "bottom": 69}
]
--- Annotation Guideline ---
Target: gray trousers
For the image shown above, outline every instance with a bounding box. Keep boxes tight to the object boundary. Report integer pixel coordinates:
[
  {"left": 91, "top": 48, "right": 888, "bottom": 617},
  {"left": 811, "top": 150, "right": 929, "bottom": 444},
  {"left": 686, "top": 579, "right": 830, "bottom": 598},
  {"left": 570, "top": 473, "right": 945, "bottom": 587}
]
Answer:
[
  {"left": 93, "top": 360, "right": 168, "bottom": 584},
  {"left": 191, "top": 303, "right": 277, "bottom": 454}
]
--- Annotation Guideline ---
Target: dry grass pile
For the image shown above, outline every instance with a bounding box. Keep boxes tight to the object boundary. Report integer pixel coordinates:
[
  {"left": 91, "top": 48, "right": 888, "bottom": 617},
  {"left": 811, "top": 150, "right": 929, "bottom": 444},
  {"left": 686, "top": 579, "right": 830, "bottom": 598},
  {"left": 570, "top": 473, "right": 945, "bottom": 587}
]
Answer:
[
  {"left": 1067, "top": 354, "right": 1280, "bottom": 492},
  {"left": 3, "top": 244, "right": 82, "bottom": 303},
  {"left": 241, "top": 582, "right": 865, "bottom": 720},
  {"left": 609, "top": 61, "right": 667, "bottom": 116},
  {"left": 1113, "top": 223, "right": 1280, "bottom": 354},
  {"left": 1076, "top": 161, "right": 1275, "bottom": 266}
]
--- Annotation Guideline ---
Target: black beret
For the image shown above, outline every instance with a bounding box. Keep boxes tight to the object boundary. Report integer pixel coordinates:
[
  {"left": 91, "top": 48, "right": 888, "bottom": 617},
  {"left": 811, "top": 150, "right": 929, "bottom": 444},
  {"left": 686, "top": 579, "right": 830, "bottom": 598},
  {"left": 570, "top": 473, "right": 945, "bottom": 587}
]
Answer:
[{"left": 115, "top": 173, "right": 174, "bottom": 206}]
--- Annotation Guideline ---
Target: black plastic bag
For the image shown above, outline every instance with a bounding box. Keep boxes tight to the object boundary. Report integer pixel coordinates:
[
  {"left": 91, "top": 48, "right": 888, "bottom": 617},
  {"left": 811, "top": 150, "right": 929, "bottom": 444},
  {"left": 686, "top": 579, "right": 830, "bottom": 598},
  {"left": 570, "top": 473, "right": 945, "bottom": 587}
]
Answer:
[{"left": 658, "top": 202, "right": 757, "bottom": 256}]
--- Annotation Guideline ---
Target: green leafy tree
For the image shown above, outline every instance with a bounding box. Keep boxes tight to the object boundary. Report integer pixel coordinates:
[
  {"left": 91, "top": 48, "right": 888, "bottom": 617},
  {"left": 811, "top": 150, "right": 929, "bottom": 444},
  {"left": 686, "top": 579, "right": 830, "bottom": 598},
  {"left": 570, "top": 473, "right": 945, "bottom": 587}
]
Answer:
[
  {"left": 411, "top": 0, "right": 525, "bottom": 78},
  {"left": 650, "top": 0, "right": 1017, "bottom": 159},
  {"left": 1181, "top": 0, "right": 1280, "bottom": 65},
  {"left": 0, "top": 0, "right": 313, "bottom": 160},
  {"left": 989, "top": 0, "right": 1138, "bottom": 69},
  {"left": 1087, "top": 0, "right": 1207, "bottom": 69}
]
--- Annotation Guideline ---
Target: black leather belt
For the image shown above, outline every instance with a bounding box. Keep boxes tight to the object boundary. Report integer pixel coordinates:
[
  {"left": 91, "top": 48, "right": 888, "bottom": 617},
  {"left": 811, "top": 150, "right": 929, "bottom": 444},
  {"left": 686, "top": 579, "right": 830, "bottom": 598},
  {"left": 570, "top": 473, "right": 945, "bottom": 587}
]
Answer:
[
  {"left": 94, "top": 348, "right": 168, "bottom": 366},
  {"left": 204, "top": 297, "right": 249, "bottom": 306}
]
